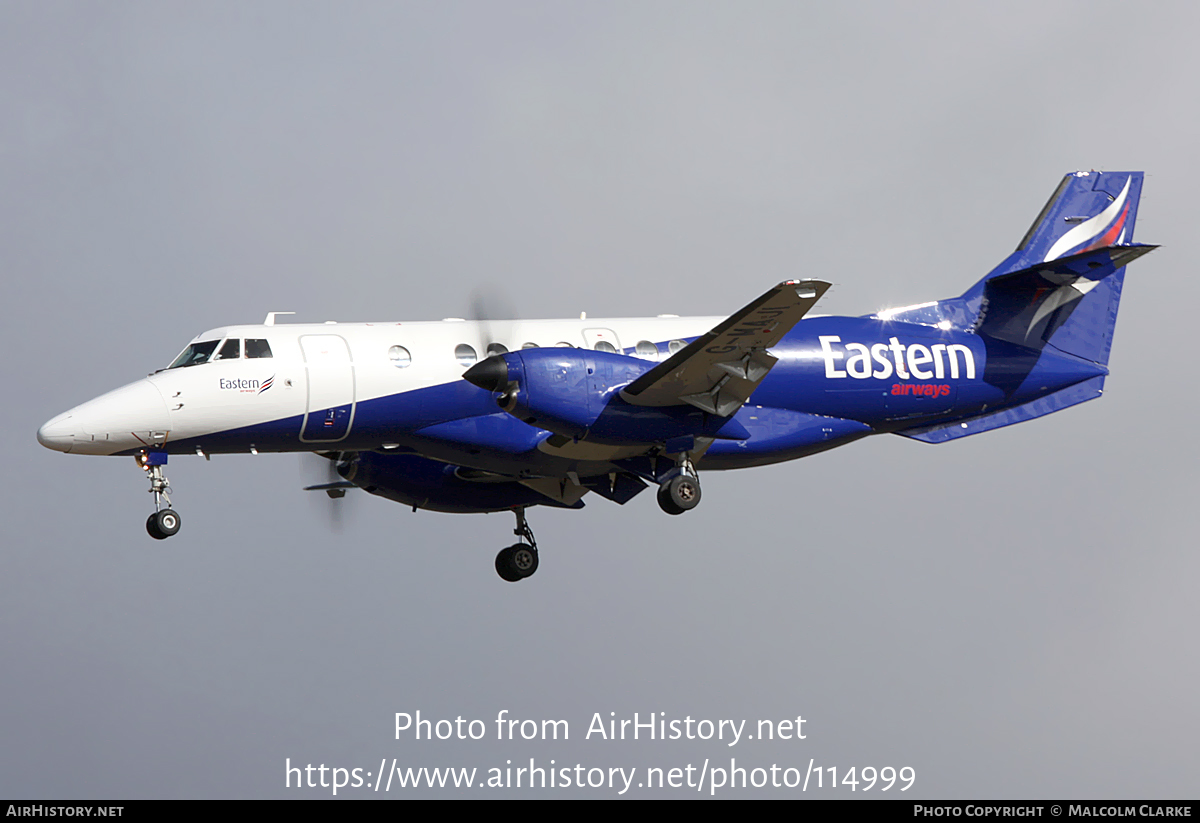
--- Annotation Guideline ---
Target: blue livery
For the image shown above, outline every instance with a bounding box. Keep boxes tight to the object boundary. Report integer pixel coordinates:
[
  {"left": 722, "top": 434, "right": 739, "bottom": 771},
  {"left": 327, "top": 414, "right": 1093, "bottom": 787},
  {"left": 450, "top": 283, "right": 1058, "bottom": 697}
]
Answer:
[{"left": 37, "top": 172, "right": 1156, "bottom": 581}]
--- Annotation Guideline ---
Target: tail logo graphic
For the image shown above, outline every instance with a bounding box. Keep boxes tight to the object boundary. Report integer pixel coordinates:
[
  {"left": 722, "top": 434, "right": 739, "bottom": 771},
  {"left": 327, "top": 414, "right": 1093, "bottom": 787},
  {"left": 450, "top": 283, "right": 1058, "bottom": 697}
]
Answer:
[{"left": 1043, "top": 177, "right": 1132, "bottom": 262}]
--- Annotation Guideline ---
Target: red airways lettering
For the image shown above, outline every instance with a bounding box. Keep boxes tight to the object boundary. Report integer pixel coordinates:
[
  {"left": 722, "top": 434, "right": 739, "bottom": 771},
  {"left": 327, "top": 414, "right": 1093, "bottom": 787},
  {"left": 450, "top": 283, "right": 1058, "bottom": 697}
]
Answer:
[{"left": 891, "top": 383, "right": 950, "bottom": 397}]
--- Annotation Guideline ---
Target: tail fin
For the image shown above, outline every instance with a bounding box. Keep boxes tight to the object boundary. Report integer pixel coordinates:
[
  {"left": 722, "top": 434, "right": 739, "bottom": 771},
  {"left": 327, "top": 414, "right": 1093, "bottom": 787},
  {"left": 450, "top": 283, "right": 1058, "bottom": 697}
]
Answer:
[
  {"left": 873, "top": 171, "right": 1153, "bottom": 358},
  {"left": 881, "top": 172, "right": 1153, "bottom": 360},
  {"left": 894, "top": 172, "right": 1157, "bottom": 444},
  {"left": 961, "top": 170, "right": 1152, "bottom": 366},
  {"left": 963, "top": 171, "right": 1154, "bottom": 402},
  {"left": 1012, "top": 171, "right": 1143, "bottom": 266}
]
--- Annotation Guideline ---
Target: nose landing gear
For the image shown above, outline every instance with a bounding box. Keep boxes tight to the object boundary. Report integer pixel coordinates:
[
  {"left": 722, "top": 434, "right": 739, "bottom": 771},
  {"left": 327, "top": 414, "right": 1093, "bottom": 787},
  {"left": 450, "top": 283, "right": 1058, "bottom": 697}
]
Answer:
[
  {"left": 495, "top": 508, "right": 539, "bottom": 582},
  {"left": 137, "top": 451, "right": 181, "bottom": 540}
]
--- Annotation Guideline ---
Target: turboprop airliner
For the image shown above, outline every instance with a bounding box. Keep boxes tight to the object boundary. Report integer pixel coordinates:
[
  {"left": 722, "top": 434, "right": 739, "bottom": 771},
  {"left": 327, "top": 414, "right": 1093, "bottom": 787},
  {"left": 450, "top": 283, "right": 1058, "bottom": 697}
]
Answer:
[{"left": 38, "top": 171, "right": 1155, "bottom": 581}]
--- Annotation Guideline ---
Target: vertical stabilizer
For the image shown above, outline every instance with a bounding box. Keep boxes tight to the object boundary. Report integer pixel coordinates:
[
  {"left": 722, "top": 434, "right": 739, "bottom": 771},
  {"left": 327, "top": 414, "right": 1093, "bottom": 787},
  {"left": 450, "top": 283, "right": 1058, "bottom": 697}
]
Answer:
[
  {"left": 895, "top": 172, "right": 1156, "bottom": 443},
  {"left": 1015, "top": 171, "right": 1142, "bottom": 266},
  {"left": 868, "top": 172, "right": 1148, "bottom": 340},
  {"left": 958, "top": 171, "right": 1153, "bottom": 367}
]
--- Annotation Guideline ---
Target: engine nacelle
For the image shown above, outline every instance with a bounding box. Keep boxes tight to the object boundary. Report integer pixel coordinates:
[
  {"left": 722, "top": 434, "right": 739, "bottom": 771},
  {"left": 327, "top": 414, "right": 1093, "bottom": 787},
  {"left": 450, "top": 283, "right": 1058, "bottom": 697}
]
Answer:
[{"left": 464, "top": 348, "right": 748, "bottom": 446}]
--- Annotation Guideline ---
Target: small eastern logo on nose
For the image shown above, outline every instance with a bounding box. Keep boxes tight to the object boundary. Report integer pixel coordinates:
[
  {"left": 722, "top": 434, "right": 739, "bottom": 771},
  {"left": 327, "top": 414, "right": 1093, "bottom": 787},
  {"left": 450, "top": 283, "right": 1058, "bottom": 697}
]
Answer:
[{"left": 217, "top": 376, "right": 274, "bottom": 393}]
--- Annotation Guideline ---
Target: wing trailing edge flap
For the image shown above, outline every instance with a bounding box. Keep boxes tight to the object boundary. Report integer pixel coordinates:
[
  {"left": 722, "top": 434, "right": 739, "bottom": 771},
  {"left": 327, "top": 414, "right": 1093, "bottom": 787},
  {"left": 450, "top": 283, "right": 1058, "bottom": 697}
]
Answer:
[
  {"left": 519, "top": 476, "right": 588, "bottom": 507},
  {"left": 518, "top": 470, "right": 651, "bottom": 507},
  {"left": 475, "top": 471, "right": 644, "bottom": 507},
  {"left": 680, "top": 350, "right": 778, "bottom": 416},
  {"left": 621, "top": 279, "right": 832, "bottom": 415},
  {"left": 449, "top": 466, "right": 588, "bottom": 508},
  {"left": 582, "top": 472, "right": 648, "bottom": 505}
]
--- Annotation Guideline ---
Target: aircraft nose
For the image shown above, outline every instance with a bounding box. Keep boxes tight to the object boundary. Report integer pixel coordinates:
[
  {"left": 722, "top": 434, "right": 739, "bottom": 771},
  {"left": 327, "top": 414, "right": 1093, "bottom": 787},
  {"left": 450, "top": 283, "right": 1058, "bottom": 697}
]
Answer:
[
  {"left": 36, "top": 379, "right": 172, "bottom": 455},
  {"left": 37, "top": 412, "right": 75, "bottom": 453}
]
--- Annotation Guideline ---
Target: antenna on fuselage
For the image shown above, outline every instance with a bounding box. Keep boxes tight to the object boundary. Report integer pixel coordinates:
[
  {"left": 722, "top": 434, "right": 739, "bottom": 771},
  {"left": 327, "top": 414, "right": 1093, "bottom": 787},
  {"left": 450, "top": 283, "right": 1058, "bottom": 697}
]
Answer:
[{"left": 263, "top": 311, "right": 296, "bottom": 326}]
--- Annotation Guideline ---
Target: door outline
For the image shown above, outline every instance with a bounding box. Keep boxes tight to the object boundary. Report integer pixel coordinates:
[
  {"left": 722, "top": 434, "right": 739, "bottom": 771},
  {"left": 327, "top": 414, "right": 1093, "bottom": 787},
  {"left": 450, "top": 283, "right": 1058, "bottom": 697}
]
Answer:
[
  {"left": 582, "top": 327, "right": 622, "bottom": 353},
  {"left": 299, "top": 334, "right": 357, "bottom": 443}
]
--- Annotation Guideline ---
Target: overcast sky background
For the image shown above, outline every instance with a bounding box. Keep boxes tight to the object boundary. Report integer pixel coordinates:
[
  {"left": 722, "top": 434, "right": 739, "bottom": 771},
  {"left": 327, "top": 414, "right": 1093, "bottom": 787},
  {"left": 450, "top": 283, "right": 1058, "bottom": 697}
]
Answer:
[{"left": 2, "top": 1, "right": 1197, "bottom": 798}]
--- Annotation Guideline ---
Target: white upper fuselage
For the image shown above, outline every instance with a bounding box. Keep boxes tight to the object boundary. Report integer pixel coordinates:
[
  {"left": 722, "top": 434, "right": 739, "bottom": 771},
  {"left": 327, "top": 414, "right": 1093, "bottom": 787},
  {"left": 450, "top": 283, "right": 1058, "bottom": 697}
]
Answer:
[{"left": 37, "top": 315, "right": 725, "bottom": 457}]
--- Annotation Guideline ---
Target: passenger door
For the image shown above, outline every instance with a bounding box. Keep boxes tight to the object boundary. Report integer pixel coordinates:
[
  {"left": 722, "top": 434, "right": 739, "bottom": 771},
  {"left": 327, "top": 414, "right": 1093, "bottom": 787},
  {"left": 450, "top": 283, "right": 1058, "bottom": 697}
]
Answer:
[{"left": 300, "top": 334, "right": 355, "bottom": 442}]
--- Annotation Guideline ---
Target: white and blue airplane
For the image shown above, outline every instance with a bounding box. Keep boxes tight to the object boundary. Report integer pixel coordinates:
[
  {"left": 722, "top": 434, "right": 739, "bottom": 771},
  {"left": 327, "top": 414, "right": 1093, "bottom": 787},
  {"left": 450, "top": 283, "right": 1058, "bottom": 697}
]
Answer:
[{"left": 38, "top": 171, "right": 1155, "bottom": 581}]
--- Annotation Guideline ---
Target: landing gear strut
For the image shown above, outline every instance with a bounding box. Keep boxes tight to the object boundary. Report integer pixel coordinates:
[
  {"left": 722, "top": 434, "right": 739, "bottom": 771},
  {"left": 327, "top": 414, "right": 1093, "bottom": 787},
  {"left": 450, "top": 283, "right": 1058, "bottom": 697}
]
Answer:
[
  {"left": 657, "top": 452, "right": 701, "bottom": 515},
  {"left": 495, "top": 507, "right": 539, "bottom": 582},
  {"left": 138, "top": 451, "right": 181, "bottom": 540}
]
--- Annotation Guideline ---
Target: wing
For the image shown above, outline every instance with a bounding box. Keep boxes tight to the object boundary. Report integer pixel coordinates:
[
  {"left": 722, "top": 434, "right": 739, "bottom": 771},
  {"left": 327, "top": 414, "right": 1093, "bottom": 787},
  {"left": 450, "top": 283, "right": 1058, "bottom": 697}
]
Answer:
[{"left": 620, "top": 279, "right": 831, "bottom": 416}]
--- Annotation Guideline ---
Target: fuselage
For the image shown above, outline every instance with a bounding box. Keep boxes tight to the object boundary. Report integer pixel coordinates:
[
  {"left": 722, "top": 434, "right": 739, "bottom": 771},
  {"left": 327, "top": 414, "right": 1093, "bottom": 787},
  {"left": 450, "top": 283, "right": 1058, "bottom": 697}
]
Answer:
[
  {"left": 38, "top": 315, "right": 721, "bottom": 458},
  {"left": 30, "top": 171, "right": 1148, "bottom": 578},
  {"left": 36, "top": 311, "right": 1104, "bottom": 481}
]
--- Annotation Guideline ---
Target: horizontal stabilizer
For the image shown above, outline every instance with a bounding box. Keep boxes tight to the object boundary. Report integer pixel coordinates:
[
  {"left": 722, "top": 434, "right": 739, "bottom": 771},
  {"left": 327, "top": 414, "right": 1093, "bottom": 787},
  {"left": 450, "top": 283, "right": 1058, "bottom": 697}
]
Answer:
[
  {"left": 975, "top": 244, "right": 1156, "bottom": 354},
  {"left": 895, "top": 376, "right": 1104, "bottom": 444}
]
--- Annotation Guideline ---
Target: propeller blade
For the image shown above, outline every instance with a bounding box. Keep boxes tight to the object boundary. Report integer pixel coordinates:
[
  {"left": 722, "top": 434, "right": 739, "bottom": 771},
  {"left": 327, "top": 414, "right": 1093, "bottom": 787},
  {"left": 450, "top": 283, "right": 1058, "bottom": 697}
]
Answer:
[
  {"left": 299, "top": 452, "right": 357, "bottom": 530},
  {"left": 470, "top": 284, "right": 517, "bottom": 355}
]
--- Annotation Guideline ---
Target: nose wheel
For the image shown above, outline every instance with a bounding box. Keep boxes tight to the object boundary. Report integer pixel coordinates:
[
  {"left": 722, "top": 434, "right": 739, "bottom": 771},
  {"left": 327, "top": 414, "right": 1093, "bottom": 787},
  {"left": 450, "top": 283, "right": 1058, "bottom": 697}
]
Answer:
[
  {"left": 137, "top": 451, "right": 181, "bottom": 540},
  {"left": 495, "top": 508, "right": 539, "bottom": 582},
  {"left": 146, "top": 509, "right": 181, "bottom": 540}
]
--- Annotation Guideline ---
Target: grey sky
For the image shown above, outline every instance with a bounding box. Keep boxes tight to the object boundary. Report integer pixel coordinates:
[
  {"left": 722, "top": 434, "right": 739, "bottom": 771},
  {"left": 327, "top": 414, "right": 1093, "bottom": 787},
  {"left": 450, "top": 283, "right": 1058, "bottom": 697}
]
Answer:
[{"left": 2, "top": 1, "right": 1197, "bottom": 798}]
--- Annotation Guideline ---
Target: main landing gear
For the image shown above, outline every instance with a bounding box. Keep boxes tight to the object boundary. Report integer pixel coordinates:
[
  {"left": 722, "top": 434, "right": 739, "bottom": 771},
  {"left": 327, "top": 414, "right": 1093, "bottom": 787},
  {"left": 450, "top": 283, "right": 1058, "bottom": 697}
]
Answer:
[
  {"left": 495, "top": 508, "right": 539, "bottom": 582},
  {"left": 137, "top": 451, "right": 181, "bottom": 540},
  {"left": 656, "top": 453, "right": 701, "bottom": 516}
]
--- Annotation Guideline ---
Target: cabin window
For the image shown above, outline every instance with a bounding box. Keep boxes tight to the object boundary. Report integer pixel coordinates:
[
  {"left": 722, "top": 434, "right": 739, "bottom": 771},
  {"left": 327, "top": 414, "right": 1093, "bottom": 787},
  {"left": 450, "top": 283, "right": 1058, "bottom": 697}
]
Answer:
[
  {"left": 486, "top": 343, "right": 509, "bottom": 356},
  {"left": 555, "top": 341, "right": 573, "bottom": 348},
  {"left": 245, "top": 339, "right": 273, "bottom": 359},
  {"left": 521, "top": 342, "right": 539, "bottom": 350},
  {"left": 213, "top": 339, "right": 241, "bottom": 361},
  {"left": 635, "top": 340, "right": 658, "bottom": 358},
  {"left": 389, "top": 345, "right": 412, "bottom": 368},
  {"left": 668, "top": 339, "right": 687, "bottom": 354},
  {"left": 168, "top": 340, "right": 220, "bottom": 369},
  {"left": 455, "top": 344, "right": 478, "bottom": 367},
  {"left": 594, "top": 340, "right": 617, "bottom": 354}
]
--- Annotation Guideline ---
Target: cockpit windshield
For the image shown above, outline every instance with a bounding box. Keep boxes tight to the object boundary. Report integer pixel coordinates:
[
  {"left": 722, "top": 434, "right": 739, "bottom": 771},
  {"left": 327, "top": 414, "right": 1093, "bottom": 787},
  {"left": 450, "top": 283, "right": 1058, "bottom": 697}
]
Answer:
[
  {"left": 213, "top": 338, "right": 241, "bottom": 361},
  {"left": 168, "top": 340, "right": 220, "bottom": 369},
  {"left": 165, "top": 337, "right": 273, "bottom": 369}
]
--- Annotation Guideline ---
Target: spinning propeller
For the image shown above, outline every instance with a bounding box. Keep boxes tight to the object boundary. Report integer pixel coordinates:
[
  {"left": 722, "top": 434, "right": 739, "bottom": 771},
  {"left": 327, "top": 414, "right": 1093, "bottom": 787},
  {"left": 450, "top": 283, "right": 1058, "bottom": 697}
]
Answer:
[
  {"left": 301, "top": 451, "right": 358, "bottom": 531},
  {"left": 470, "top": 284, "right": 518, "bottom": 357}
]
